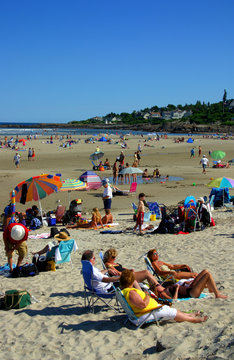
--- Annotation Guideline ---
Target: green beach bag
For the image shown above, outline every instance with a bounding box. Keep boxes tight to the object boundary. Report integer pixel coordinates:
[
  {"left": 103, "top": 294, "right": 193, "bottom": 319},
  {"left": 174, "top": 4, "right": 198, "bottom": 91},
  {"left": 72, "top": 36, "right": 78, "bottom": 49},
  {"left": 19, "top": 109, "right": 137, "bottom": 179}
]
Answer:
[{"left": 5, "top": 289, "right": 31, "bottom": 310}]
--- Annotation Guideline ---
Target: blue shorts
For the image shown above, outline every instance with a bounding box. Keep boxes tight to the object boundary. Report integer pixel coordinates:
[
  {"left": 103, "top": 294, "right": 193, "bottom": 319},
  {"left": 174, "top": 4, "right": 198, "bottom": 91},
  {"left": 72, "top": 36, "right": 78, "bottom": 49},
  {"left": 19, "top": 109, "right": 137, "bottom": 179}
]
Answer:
[
  {"left": 202, "top": 164, "right": 206, "bottom": 169},
  {"left": 103, "top": 198, "right": 112, "bottom": 210}
]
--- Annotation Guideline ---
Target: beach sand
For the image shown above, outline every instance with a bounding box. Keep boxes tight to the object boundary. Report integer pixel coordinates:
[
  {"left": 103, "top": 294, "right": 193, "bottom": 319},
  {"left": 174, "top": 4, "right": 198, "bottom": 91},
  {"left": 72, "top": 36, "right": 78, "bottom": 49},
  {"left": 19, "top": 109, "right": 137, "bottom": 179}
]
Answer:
[{"left": 0, "top": 134, "right": 234, "bottom": 359}]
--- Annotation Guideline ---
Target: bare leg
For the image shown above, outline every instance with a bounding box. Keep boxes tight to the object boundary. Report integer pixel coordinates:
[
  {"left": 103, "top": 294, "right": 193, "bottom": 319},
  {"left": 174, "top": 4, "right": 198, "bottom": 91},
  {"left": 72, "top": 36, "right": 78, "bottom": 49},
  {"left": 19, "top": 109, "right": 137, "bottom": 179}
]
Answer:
[
  {"left": 174, "top": 310, "right": 208, "bottom": 323},
  {"left": 189, "top": 269, "right": 227, "bottom": 299},
  {"left": 17, "top": 256, "right": 24, "bottom": 268},
  {"left": 32, "top": 245, "right": 50, "bottom": 256},
  {"left": 134, "top": 270, "right": 157, "bottom": 286},
  {"left": 174, "top": 271, "right": 197, "bottom": 280},
  {"left": 8, "top": 257, "right": 13, "bottom": 272}
]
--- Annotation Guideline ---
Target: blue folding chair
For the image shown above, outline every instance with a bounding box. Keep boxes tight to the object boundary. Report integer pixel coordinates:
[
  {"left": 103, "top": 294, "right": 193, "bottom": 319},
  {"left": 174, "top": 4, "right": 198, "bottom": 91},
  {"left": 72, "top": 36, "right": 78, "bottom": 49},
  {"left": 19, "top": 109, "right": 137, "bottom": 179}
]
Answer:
[
  {"left": 147, "top": 202, "right": 161, "bottom": 218},
  {"left": 81, "top": 260, "right": 118, "bottom": 313},
  {"left": 47, "top": 239, "right": 77, "bottom": 267}
]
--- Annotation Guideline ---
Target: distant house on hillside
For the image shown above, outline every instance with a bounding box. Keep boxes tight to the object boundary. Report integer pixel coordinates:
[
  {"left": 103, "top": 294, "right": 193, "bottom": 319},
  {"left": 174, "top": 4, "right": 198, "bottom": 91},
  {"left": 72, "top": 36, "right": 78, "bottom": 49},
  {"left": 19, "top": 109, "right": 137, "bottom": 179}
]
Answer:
[
  {"left": 90, "top": 116, "right": 103, "bottom": 122},
  {"left": 104, "top": 116, "right": 122, "bottom": 124},
  {"left": 162, "top": 111, "right": 172, "bottom": 120},
  {"left": 149, "top": 111, "right": 161, "bottom": 118},
  {"left": 143, "top": 113, "right": 151, "bottom": 120},
  {"left": 171, "top": 109, "right": 186, "bottom": 119}
]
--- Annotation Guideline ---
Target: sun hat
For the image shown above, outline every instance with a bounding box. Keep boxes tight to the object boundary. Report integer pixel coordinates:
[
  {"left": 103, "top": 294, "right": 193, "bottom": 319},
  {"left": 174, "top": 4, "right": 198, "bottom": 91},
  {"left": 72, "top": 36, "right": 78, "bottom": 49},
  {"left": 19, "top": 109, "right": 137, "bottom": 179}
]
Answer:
[
  {"left": 54, "top": 231, "right": 70, "bottom": 241},
  {"left": 11, "top": 224, "right": 26, "bottom": 241},
  {"left": 197, "top": 197, "right": 204, "bottom": 203},
  {"left": 203, "top": 155, "right": 206, "bottom": 157},
  {"left": 5, "top": 223, "right": 29, "bottom": 244}
]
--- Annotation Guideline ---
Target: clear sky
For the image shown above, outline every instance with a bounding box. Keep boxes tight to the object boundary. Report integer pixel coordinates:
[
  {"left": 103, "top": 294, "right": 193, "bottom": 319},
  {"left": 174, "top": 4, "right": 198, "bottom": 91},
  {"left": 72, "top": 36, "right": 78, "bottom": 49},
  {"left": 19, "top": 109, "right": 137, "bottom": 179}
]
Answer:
[{"left": 0, "top": 0, "right": 233, "bottom": 123}]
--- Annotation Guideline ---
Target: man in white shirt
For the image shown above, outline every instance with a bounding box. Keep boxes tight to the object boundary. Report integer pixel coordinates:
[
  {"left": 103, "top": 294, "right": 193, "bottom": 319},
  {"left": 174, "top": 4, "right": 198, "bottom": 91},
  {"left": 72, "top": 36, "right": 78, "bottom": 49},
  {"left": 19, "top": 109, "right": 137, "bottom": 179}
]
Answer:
[
  {"left": 13, "top": 152, "right": 21, "bottom": 169},
  {"left": 81, "top": 250, "right": 120, "bottom": 294},
  {"left": 102, "top": 178, "right": 113, "bottom": 211},
  {"left": 200, "top": 155, "right": 209, "bottom": 174}
]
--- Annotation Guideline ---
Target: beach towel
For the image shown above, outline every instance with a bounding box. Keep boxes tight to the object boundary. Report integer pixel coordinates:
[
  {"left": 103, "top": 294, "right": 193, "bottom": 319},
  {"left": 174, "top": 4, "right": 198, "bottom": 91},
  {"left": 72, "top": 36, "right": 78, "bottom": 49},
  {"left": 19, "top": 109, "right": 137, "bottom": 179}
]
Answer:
[
  {"left": 0, "top": 263, "right": 16, "bottom": 277},
  {"left": 28, "top": 233, "right": 50, "bottom": 239}
]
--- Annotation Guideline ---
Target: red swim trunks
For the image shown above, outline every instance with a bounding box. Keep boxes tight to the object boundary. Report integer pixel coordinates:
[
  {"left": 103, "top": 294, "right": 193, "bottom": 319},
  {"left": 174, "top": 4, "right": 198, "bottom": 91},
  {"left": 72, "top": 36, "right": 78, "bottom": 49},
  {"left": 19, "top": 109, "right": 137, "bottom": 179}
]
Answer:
[{"left": 136, "top": 212, "right": 144, "bottom": 226}]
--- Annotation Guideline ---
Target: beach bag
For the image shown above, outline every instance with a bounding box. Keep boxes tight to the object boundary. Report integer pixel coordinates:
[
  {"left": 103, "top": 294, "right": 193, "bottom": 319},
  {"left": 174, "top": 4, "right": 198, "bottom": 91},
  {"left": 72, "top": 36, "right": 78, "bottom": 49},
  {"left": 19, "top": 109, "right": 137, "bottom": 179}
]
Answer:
[
  {"left": 21, "top": 263, "right": 38, "bottom": 277},
  {"left": 5, "top": 290, "right": 31, "bottom": 310}
]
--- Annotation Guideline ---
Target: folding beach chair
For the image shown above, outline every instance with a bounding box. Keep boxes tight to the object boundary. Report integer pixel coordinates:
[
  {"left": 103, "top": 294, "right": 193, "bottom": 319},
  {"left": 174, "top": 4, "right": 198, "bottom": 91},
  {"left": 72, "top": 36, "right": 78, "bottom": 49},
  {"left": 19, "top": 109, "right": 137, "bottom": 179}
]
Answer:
[
  {"left": 184, "top": 203, "right": 200, "bottom": 232},
  {"left": 123, "top": 182, "right": 137, "bottom": 194},
  {"left": 81, "top": 260, "right": 118, "bottom": 313},
  {"left": 147, "top": 202, "right": 161, "bottom": 219},
  {"left": 143, "top": 256, "right": 175, "bottom": 285},
  {"left": 99, "top": 251, "right": 107, "bottom": 270},
  {"left": 115, "top": 288, "right": 162, "bottom": 329},
  {"left": 46, "top": 239, "right": 78, "bottom": 268}
]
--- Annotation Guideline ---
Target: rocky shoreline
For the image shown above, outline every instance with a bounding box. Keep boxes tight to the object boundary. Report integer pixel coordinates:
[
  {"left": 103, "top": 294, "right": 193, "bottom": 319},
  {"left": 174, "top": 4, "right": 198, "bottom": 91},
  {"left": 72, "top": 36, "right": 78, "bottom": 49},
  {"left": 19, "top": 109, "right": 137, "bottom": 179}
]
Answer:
[{"left": 0, "top": 121, "right": 233, "bottom": 133}]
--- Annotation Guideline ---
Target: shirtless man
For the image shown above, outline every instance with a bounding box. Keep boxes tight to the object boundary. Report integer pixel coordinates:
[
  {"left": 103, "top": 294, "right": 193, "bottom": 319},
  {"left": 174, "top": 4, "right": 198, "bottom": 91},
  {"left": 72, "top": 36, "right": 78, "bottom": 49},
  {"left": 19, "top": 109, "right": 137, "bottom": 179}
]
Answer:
[{"left": 133, "top": 193, "right": 145, "bottom": 234}]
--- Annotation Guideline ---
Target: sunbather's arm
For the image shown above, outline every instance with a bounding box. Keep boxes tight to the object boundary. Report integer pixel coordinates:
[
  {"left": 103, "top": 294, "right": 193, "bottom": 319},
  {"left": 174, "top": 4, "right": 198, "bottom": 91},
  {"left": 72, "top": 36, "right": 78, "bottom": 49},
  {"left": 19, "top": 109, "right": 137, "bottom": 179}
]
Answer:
[
  {"left": 102, "top": 275, "right": 120, "bottom": 283},
  {"left": 167, "top": 263, "right": 192, "bottom": 271}
]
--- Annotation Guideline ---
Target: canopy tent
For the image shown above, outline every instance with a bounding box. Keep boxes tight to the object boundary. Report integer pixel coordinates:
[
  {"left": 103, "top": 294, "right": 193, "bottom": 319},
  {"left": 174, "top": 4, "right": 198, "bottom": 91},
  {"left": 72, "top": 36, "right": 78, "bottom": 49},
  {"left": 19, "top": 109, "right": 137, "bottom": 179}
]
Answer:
[
  {"left": 187, "top": 138, "right": 194, "bottom": 143},
  {"left": 79, "top": 171, "right": 102, "bottom": 190},
  {"left": 99, "top": 136, "right": 107, "bottom": 142}
]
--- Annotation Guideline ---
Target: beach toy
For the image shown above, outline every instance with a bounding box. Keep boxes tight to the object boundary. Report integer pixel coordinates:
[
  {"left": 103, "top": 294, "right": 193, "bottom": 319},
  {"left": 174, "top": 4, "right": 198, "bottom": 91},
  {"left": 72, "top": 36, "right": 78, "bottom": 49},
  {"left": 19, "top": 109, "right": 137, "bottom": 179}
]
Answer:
[
  {"left": 210, "top": 178, "right": 213, "bottom": 180},
  {"left": 150, "top": 214, "right": 156, "bottom": 221},
  {"left": 192, "top": 183, "right": 196, "bottom": 186}
]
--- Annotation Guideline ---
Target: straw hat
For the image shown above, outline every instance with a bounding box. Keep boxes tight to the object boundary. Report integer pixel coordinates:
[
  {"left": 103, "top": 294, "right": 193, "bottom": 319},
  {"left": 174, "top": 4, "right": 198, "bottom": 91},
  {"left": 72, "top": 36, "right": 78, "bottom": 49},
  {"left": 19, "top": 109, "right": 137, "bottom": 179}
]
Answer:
[{"left": 54, "top": 231, "right": 70, "bottom": 241}]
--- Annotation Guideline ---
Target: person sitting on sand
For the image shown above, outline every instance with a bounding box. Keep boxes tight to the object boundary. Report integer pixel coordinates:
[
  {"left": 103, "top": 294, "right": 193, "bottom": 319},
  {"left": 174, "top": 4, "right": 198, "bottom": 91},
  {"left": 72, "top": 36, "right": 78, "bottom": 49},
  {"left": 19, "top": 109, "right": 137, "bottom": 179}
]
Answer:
[
  {"left": 32, "top": 230, "right": 71, "bottom": 257},
  {"left": 147, "top": 249, "right": 198, "bottom": 280},
  {"left": 120, "top": 269, "right": 208, "bottom": 324},
  {"left": 67, "top": 207, "right": 104, "bottom": 229},
  {"left": 156, "top": 269, "right": 227, "bottom": 300},
  {"left": 155, "top": 168, "right": 160, "bottom": 177},
  {"left": 142, "top": 169, "right": 149, "bottom": 178},
  {"left": 104, "top": 158, "right": 111, "bottom": 169},
  {"left": 102, "top": 209, "right": 113, "bottom": 225}
]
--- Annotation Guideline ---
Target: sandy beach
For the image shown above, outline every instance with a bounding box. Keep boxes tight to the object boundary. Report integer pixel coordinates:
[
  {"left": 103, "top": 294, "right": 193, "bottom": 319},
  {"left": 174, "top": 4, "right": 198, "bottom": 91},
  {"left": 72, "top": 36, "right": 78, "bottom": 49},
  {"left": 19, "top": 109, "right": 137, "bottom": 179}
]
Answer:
[{"left": 0, "top": 133, "right": 234, "bottom": 360}]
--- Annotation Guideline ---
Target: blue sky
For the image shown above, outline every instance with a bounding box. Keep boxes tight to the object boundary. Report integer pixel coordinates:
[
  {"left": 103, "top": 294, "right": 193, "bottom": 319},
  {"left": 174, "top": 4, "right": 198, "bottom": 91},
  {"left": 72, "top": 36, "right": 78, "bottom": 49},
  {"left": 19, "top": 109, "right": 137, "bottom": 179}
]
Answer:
[{"left": 0, "top": 0, "right": 233, "bottom": 123}]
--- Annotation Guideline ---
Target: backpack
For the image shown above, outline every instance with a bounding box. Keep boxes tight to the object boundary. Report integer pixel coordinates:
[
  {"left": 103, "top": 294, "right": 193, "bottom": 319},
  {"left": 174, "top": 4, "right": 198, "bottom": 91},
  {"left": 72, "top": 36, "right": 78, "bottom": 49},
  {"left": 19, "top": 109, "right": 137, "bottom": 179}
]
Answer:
[{"left": 11, "top": 263, "right": 38, "bottom": 278}]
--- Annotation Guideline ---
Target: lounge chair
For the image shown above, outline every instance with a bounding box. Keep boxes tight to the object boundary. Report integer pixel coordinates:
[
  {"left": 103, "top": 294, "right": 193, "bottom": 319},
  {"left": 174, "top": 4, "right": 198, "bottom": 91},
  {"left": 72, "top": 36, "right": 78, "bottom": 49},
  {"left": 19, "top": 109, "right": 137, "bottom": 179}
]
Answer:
[
  {"left": 81, "top": 260, "right": 118, "bottom": 313},
  {"left": 46, "top": 239, "right": 78, "bottom": 267},
  {"left": 143, "top": 256, "right": 176, "bottom": 285},
  {"left": 115, "top": 287, "right": 162, "bottom": 329}
]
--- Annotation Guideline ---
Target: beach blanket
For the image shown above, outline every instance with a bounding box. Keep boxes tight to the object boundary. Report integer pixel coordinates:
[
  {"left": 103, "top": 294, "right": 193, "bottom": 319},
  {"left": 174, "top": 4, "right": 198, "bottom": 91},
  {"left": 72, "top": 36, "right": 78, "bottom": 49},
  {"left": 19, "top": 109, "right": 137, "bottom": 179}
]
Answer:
[
  {"left": 0, "top": 263, "right": 16, "bottom": 277},
  {"left": 28, "top": 233, "right": 50, "bottom": 239}
]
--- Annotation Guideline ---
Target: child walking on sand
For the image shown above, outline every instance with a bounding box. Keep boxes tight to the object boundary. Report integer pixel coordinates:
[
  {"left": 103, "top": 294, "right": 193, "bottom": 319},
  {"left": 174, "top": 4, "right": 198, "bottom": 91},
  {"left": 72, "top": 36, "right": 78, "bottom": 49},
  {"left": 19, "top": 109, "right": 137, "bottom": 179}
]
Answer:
[{"left": 133, "top": 193, "right": 145, "bottom": 235}]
